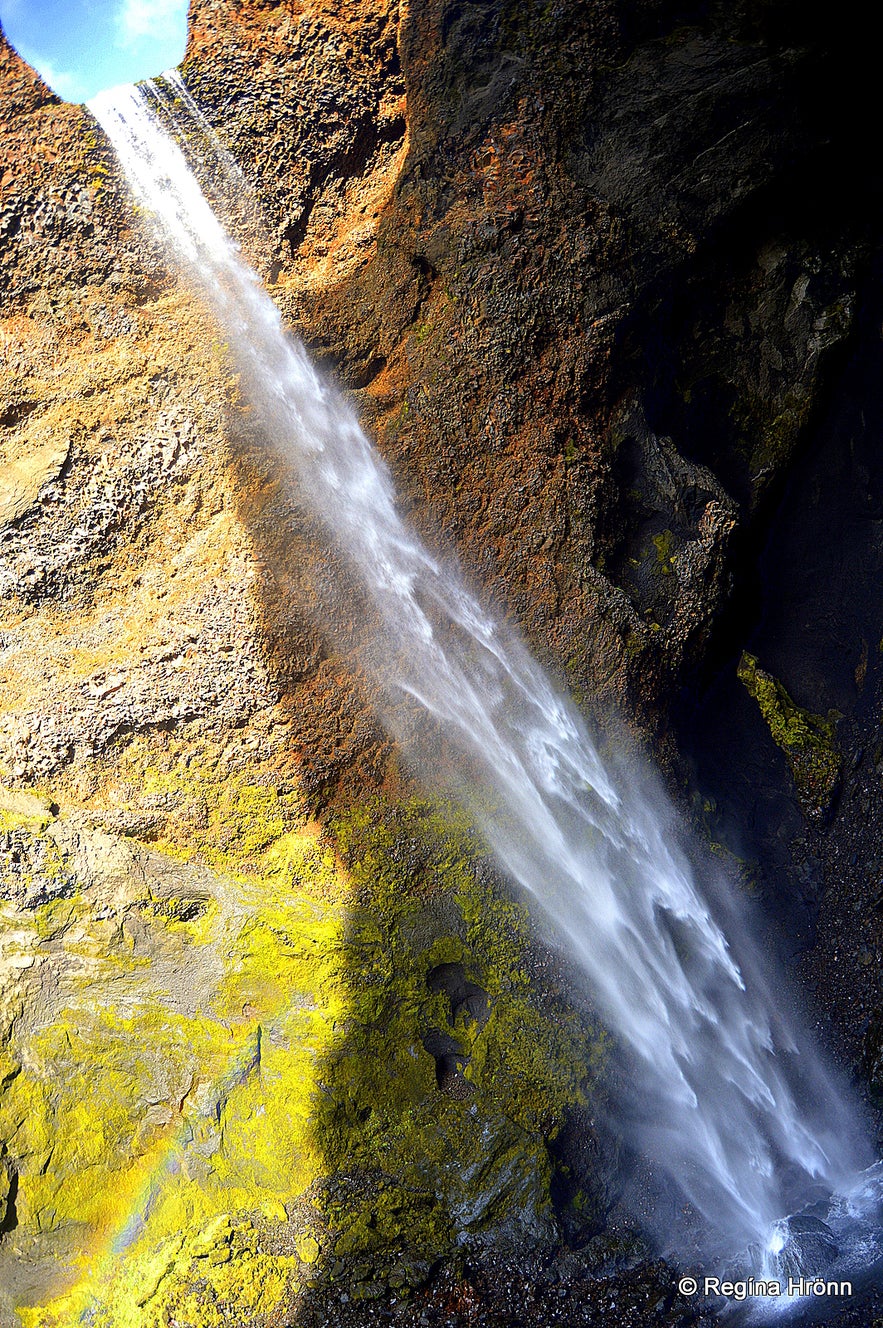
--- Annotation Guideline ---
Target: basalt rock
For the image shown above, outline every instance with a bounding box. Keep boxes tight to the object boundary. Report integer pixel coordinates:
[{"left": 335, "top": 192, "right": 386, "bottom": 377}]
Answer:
[
  {"left": 2, "top": 1, "right": 882, "bottom": 1325},
  {"left": 166, "top": 0, "right": 874, "bottom": 742}
]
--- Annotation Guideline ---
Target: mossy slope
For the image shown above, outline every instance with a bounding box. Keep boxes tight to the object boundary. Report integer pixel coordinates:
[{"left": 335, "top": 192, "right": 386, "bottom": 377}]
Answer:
[{"left": 0, "top": 758, "right": 605, "bottom": 1326}]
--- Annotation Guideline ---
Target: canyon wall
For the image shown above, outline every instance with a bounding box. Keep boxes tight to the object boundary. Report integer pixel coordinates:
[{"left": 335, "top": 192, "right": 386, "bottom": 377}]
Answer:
[{"left": 2, "top": 3, "right": 882, "bottom": 1325}]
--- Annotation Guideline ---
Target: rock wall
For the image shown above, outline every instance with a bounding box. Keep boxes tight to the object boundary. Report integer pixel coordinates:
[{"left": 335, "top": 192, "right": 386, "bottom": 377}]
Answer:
[
  {"left": 3, "top": 1, "right": 883, "bottom": 1325},
  {"left": 0, "top": 11, "right": 608, "bottom": 1324},
  {"left": 170, "top": 0, "right": 876, "bottom": 740}
]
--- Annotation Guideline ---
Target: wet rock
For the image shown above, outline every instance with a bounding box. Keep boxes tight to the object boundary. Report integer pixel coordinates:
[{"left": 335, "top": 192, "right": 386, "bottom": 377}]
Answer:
[
  {"left": 426, "top": 962, "right": 490, "bottom": 1029},
  {"left": 549, "top": 1105, "right": 621, "bottom": 1244},
  {"left": 778, "top": 1215, "right": 840, "bottom": 1277},
  {"left": 421, "top": 1027, "right": 471, "bottom": 1093},
  {"left": 861, "top": 1011, "right": 883, "bottom": 1103},
  {"left": 602, "top": 398, "right": 738, "bottom": 654}
]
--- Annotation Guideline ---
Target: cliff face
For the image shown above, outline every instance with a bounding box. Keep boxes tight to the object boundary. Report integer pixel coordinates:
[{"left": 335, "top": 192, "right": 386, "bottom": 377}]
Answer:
[
  {"left": 2, "top": 2, "right": 883, "bottom": 1325},
  {"left": 0, "top": 0, "right": 870, "bottom": 781},
  {"left": 0, "top": 13, "right": 608, "bottom": 1325},
  {"left": 174, "top": 0, "right": 871, "bottom": 739}
]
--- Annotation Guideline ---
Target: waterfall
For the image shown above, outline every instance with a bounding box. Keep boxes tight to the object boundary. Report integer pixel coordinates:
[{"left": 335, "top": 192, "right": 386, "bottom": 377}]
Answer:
[{"left": 88, "top": 78, "right": 883, "bottom": 1294}]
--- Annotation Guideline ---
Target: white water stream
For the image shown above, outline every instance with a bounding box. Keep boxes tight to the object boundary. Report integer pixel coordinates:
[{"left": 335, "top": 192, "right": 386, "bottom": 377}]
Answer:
[{"left": 89, "top": 78, "right": 883, "bottom": 1295}]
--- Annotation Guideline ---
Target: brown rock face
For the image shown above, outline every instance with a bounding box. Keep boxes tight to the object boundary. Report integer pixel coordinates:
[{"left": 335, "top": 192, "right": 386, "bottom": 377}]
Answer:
[
  {"left": 1, "top": 1, "right": 870, "bottom": 781},
  {"left": 173, "top": 0, "right": 869, "bottom": 746}
]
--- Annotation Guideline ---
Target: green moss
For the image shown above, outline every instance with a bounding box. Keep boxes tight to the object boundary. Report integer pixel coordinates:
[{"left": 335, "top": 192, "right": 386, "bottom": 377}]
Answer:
[
  {"left": 2, "top": 765, "right": 606, "bottom": 1322},
  {"left": 137, "top": 755, "right": 302, "bottom": 874},
  {"left": 737, "top": 652, "right": 841, "bottom": 820},
  {"left": 651, "top": 529, "right": 675, "bottom": 575},
  {"left": 314, "top": 796, "right": 606, "bottom": 1267}
]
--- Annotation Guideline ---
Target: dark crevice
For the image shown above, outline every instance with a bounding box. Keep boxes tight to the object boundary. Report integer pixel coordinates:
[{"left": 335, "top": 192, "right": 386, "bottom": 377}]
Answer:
[
  {"left": 673, "top": 241, "right": 883, "bottom": 705},
  {"left": 0, "top": 401, "right": 39, "bottom": 430},
  {"left": 0, "top": 1167, "right": 18, "bottom": 1236},
  {"left": 426, "top": 961, "right": 490, "bottom": 1027},
  {"left": 604, "top": 115, "right": 883, "bottom": 692},
  {"left": 420, "top": 1028, "right": 470, "bottom": 1092},
  {"left": 667, "top": 243, "right": 883, "bottom": 971}
]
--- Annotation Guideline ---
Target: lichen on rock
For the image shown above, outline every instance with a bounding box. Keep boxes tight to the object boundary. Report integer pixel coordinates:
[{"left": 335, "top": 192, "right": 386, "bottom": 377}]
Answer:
[
  {"left": 737, "top": 651, "right": 842, "bottom": 822},
  {"left": 0, "top": 745, "right": 606, "bottom": 1324}
]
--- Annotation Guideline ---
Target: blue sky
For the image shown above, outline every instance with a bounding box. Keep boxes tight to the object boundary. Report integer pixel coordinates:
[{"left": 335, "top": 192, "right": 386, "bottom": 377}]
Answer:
[{"left": 0, "top": 0, "right": 189, "bottom": 102}]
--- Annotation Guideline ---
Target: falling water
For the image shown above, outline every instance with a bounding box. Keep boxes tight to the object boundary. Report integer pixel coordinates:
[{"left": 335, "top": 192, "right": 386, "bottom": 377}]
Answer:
[{"left": 89, "top": 78, "right": 883, "bottom": 1296}]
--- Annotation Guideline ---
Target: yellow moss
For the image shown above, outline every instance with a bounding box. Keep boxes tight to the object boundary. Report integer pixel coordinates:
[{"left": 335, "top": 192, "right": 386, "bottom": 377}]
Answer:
[
  {"left": 737, "top": 651, "right": 841, "bottom": 819},
  {"left": 1, "top": 808, "right": 346, "bottom": 1325},
  {"left": 262, "top": 828, "right": 342, "bottom": 896},
  {"left": 27, "top": 1217, "right": 298, "bottom": 1328},
  {"left": 0, "top": 809, "right": 52, "bottom": 834},
  {"left": 3, "top": 761, "right": 605, "bottom": 1321},
  {"left": 141, "top": 765, "right": 290, "bottom": 867},
  {"left": 651, "top": 528, "right": 675, "bottom": 575},
  {"left": 296, "top": 1233, "right": 320, "bottom": 1264}
]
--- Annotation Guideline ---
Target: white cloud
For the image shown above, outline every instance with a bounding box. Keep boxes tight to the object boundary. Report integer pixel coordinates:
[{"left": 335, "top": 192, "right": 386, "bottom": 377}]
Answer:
[
  {"left": 24, "top": 52, "right": 89, "bottom": 102},
  {"left": 115, "top": 0, "right": 187, "bottom": 49}
]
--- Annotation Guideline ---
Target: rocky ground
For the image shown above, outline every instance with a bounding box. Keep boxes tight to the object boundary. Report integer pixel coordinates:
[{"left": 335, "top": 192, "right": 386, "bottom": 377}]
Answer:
[{"left": 4, "top": 0, "right": 883, "bottom": 1325}]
